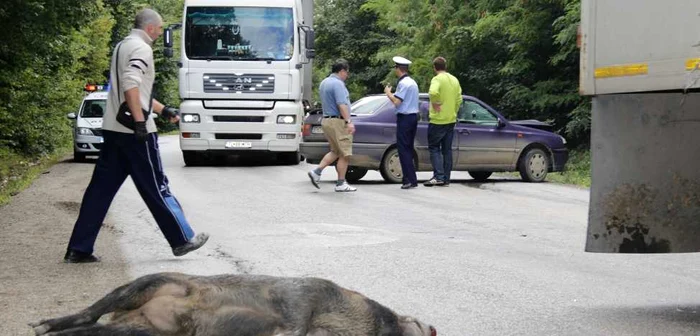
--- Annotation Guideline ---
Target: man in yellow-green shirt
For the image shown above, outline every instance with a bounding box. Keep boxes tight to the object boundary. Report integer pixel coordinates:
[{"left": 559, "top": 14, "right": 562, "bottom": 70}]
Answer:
[{"left": 424, "top": 57, "right": 462, "bottom": 187}]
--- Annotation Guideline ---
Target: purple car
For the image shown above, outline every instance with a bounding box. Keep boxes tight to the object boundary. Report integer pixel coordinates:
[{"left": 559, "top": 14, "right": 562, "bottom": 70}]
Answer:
[{"left": 300, "top": 93, "right": 569, "bottom": 183}]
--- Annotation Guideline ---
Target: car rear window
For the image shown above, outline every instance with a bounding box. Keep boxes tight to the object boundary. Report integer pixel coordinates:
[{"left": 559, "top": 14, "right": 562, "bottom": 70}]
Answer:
[
  {"left": 80, "top": 99, "right": 106, "bottom": 118},
  {"left": 351, "top": 96, "right": 389, "bottom": 115}
]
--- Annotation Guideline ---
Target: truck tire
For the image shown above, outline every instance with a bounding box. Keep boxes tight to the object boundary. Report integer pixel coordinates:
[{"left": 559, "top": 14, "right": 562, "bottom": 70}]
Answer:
[
  {"left": 518, "top": 148, "right": 549, "bottom": 182},
  {"left": 278, "top": 151, "right": 301, "bottom": 165},
  {"left": 468, "top": 171, "right": 492, "bottom": 182},
  {"left": 183, "top": 151, "right": 203, "bottom": 166},
  {"left": 345, "top": 166, "right": 368, "bottom": 183}
]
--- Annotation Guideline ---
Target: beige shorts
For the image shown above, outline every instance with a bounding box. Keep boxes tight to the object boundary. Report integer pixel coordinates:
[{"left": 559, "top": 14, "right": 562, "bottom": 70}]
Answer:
[{"left": 321, "top": 118, "right": 353, "bottom": 157}]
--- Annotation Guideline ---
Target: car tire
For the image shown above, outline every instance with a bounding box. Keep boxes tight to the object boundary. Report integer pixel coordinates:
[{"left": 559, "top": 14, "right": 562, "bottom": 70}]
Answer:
[
  {"left": 468, "top": 171, "right": 492, "bottom": 182},
  {"left": 74, "top": 150, "right": 86, "bottom": 162},
  {"left": 345, "top": 166, "right": 368, "bottom": 183},
  {"left": 380, "top": 147, "right": 415, "bottom": 184},
  {"left": 183, "top": 151, "right": 204, "bottom": 166},
  {"left": 278, "top": 151, "right": 301, "bottom": 165},
  {"left": 518, "top": 148, "right": 549, "bottom": 182}
]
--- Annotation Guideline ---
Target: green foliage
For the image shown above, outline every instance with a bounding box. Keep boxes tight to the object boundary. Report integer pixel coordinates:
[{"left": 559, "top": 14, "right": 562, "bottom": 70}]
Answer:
[{"left": 320, "top": 0, "right": 592, "bottom": 148}]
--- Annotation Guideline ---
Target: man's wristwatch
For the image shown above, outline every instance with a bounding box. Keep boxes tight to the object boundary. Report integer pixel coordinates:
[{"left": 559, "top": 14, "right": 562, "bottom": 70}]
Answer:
[{"left": 345, "top": 119, "right": 352, "bottom": 124}]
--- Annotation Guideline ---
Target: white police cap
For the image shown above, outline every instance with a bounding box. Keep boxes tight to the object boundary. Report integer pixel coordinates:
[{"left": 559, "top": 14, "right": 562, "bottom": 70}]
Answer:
[{"left": 392, "top": 56, "right": 412, "bottom": 66}]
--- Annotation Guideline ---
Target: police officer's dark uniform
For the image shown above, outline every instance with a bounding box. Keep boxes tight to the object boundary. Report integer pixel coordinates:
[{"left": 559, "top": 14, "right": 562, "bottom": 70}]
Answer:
[{"left": 385, "top": 56, "right": 420, "bottom": 189}]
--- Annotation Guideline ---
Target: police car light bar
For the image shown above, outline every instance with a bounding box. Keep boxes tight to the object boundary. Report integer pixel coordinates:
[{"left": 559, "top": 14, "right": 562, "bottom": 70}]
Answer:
[{"left": 84, "top": 84, "right": 106, "bottom": 92}]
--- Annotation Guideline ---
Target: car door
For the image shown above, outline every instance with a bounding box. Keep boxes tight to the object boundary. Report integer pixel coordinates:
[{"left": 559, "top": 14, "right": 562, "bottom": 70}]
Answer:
[
  {"left": 415, "top": 99, "right": 459, "bottom": 171},
  {"left": 455, "top": 99, "right": 517, "bottom": 169}
]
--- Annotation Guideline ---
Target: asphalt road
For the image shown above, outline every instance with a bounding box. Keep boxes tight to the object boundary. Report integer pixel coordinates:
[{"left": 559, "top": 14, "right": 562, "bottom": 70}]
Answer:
[{"left": 5, "top": 134, "right": 700, "bottom": 335}]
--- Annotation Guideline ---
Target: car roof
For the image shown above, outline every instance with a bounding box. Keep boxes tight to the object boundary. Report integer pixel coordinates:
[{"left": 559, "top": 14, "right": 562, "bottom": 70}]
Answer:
[
  {"left": 84, "top": 91, "right": 109, "bottom": 100},
  {"left": 362, "top": 93, "right": 478, "bottom": 100}
]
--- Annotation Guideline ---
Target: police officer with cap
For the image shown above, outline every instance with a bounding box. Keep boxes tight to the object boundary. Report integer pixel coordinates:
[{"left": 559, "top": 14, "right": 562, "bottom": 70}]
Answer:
[{"left": 384, "top": 56, "right": 419, "bottom": 189}]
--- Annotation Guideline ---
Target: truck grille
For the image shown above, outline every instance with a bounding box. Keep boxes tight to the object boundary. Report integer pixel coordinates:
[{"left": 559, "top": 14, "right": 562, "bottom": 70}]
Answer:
[
  {"left": 213, "top": 116, "right": 265, "bottom": 123},
  {"left": 215, "top": 133, "right": 263, "bottom": 140},
  {"left": 203, "top": 74, "right": 275, "bottom": 94}
]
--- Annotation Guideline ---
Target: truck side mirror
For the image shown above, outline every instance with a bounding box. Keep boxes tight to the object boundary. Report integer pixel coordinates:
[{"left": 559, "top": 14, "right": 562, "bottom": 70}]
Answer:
[
  {"left": 164, "top": 28, "right": 174, "bottom": 58},
  {"left": 67, "top": 112, "right": 76, "bottom": 120},
  {"left": 305, "top": 29, "right": 315, "bottom": 59},
  {"left": 305, "top": 29, "right": 315, "bottom": 50}
]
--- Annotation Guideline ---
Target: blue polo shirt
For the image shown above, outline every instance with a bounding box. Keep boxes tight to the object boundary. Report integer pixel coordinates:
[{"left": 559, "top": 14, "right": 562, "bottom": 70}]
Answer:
[
  {"left": 319, "top": 74, "right": 350, "bottom": 117},
  {"left": 394, "top": 75, "right": 419, "bottom": 114}
]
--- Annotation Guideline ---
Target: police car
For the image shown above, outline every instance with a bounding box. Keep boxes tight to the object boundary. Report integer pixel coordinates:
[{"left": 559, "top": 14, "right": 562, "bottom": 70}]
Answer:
[{"left": 66, "top": 84, "right": 108, "bottom": 162}]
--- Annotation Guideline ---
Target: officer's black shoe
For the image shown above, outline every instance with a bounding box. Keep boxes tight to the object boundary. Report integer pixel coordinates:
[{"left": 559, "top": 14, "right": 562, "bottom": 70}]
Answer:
[
  {"left": 64, "top": 249, "right": 100, "bottom": 263},
  {"left": 401, "top": 183, "right": 418, "bottom": 189},
  {"left": 172, "top": 233, "right": 210, "bottom": 257}
]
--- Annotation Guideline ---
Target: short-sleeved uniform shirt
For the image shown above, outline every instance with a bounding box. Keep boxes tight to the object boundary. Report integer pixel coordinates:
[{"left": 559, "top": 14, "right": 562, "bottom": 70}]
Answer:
[{"left": 394, "top": 75, "right": 419, "bottom": 114}]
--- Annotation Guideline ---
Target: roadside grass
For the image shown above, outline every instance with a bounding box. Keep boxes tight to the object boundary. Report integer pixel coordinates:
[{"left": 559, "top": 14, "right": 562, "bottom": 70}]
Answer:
[
  {"left": 545, "top": 149, "right": 590, "bottom": 187},
  {"left": 159, "top": 129, "right": 180, "bottom": 136},
  {"left": 0, "top": 146, "right": 71, "bottom": 207}
]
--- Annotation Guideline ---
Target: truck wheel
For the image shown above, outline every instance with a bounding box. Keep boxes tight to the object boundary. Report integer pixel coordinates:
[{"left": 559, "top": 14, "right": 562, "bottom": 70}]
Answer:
[
  {"left": 183, "top": 151, "right": 203, "bottom": 166},
  {"left": 518, "top": 148, "right": 549, "bottom": 182},
  {"left": 468, "top": 171, "right": 492, "bottom": 182},
  {"left": 278, "top": 151, "right": 301, "bottom": 165},
  {"left": 345, "top": 166, "right": 368, "bottom": 183}
]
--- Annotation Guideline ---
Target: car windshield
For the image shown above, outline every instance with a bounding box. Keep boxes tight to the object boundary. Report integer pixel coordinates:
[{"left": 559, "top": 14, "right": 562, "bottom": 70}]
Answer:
[
  {"left": 80, "top": 100, "right": 106, "bottom": 118},
  {"left": 185, "top": 7, "right": 294, "bottom": 61},
  {"left": 351, "top": 96, "right": 389, "bottom": 115}
]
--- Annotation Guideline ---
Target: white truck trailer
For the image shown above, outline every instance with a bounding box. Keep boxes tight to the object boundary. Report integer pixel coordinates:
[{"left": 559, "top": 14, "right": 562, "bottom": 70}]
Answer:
[
  {"left": 164, "top": 0, "right": 315, "bottom": 166},
  {"left": 580, "top": 0, "right": 700, "bottom": 253}
]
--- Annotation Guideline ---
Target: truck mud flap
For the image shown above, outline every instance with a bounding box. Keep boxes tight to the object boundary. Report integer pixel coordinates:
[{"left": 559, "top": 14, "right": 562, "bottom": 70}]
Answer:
[{"left": 586, "top": 92, "right": 700, "bottom": 253}]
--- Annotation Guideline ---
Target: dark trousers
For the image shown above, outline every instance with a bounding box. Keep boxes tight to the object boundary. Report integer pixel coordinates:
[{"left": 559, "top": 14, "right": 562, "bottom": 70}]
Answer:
[
  {"left": 67, "top": 130, "right": 195, "bottom": 254},
  {"left": 396, "top": 113, "right": 418, "bottom": 185},
  {"left": 428, "top": 123, "right": 456, "bottom": 182}
]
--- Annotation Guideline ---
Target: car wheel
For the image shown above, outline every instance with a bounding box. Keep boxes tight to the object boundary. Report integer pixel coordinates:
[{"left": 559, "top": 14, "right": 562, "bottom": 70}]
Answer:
[
  {"left": 183, "top": 151, "right": 203, "bottom": 166},
  {"left": 278, "top": 151, "right": 301, "bottom": 165},
  {"left": 519, "top": 148, "right": 549, "bottom": 182},
  {"left": 74, "top": 150, "right": 86, "bottom": 162},
  {"left": 468, "top": 171, "right": 492, "bottom": 182},
  {"left": 380, "top": 147, "right": 404, "bottom": 183},
  {"left": 345, "top": 166, "right": 368, "bottom": 183}
]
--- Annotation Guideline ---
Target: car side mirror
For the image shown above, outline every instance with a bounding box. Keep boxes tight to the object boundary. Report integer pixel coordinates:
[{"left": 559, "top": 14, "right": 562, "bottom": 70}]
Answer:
[
  {"left": 497, "top": 118, "right": 506, "bottom": 128},
  {"left": 67, "top": 113, "right": 76, "bottom": 119}
]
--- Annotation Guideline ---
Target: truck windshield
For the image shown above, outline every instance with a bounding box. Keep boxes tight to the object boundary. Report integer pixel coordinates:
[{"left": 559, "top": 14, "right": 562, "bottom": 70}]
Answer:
[{"left": 185, "top": 7, "right": 294, "bottom": 61}]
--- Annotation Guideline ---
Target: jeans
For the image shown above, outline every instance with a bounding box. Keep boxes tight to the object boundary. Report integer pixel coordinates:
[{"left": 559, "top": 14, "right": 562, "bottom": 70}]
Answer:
[{"left": 428, "top": 123, "right": 456, "bottom": 182}]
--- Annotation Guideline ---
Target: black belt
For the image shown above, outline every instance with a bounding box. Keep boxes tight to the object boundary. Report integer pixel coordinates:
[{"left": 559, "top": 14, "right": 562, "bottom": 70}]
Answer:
[{"left": 323, "top": 115, "right": 341, "bottom": 119}]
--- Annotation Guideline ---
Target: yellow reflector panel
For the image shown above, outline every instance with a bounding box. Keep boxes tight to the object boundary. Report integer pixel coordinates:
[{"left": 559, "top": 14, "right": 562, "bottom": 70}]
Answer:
[
  {"left": 687, "top": 59, "right": 700, "bottom": 71},
  {"left": 594, "top": 64, "right": 648, "bottom": 78}
]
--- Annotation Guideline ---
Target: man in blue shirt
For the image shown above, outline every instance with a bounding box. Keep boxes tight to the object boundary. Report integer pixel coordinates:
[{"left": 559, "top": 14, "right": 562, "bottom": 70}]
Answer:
[
  {"left": 385, "top": 56, "right": 419, "bottom": 189},
  {"left": 307, "top": 59, "right": 357, "bottom": 192}
]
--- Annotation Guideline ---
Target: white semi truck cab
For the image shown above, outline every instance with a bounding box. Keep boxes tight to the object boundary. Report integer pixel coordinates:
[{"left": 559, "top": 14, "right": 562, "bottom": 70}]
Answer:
[{"left": 164, "top": 0, "right": 315, "bottom": 166}]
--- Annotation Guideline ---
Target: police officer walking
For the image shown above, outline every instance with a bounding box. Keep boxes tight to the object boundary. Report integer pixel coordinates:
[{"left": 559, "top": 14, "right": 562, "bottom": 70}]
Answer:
[
  {"left": 63, "top": 8, "right": 209, "bottom": 263},
  {"left": 384, "top": 56, "right": 419, "bottom": 189}
]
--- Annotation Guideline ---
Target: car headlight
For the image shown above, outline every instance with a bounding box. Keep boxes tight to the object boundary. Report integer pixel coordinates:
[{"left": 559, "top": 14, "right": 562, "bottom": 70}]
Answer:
[
  {"left": 560, "top": 136, "right": 567, "bottom": 145},
  {"left": 277, "top": 115, "right": 296, "bottom": 124},
  {"left": 182, "top": 113, "right": 200, "bottom": 123},
  {"left": 76, "top": 128, "right": 94, "bottom": 136}
]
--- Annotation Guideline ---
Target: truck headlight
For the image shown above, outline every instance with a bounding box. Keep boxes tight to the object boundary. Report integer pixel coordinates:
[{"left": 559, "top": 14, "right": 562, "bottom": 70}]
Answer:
[
  {"left": 76, "top": 128, "right": 94, "bottom": 136},
  {"left": 182, "top": 113, "right": 200, "bottom": 123},
  {"left": 277, "top": 115, "right": 296, "bottom": 124}
]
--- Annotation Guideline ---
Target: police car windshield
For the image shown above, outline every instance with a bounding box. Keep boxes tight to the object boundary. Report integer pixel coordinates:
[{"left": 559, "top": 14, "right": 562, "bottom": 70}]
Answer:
[
  {"left": 80, "top": 100, "right": 106, "bottom": 118},
  {"left": 185, "top": 7, "right": 294, "bottom": 61},
  {"left": 351, "top": 96, "right": 389, "bottom": 115}
]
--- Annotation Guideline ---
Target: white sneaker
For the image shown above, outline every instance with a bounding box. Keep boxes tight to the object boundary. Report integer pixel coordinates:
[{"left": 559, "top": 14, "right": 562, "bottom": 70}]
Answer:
[
  {"left": 307, "top": 170, "right": 321, "bottom": 189},
  {"left": 335, "top": 182, "right": 357, "bottom": 192}
]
